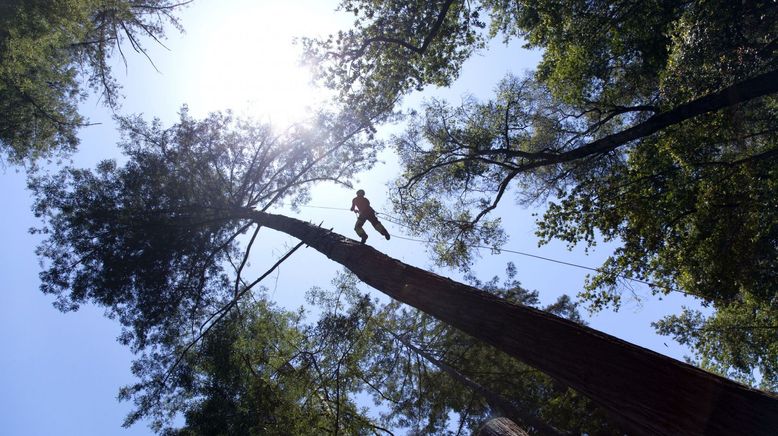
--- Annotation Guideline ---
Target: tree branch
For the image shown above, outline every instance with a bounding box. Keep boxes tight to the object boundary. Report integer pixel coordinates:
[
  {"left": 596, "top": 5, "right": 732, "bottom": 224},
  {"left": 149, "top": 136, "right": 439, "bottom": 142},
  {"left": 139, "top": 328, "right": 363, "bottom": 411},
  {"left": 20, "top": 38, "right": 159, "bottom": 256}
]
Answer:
[
  {"left": 158, "top": 240, "right": 305, "bottom": 389},
  {"left": 343, "top": 0, "right": 457, "bottom": 59}
]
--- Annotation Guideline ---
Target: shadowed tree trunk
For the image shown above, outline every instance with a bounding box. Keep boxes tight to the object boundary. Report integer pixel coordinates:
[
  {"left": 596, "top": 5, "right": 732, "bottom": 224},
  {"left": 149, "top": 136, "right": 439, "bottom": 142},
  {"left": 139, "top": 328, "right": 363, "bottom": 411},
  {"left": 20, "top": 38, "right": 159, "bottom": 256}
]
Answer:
[
  {"left": 478, "top": 418, "right": 529, "bottom": 436},
  {"left": 235, "top": 208, "right": 778, "bottom": 435}
]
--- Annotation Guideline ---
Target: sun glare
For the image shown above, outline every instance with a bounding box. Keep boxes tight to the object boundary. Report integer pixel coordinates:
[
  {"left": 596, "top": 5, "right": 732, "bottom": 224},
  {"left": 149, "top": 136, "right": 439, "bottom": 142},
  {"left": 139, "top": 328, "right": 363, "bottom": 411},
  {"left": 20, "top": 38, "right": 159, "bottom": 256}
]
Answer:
[{"left": 196, "top": 1, "right": 338, "bottom": 127}]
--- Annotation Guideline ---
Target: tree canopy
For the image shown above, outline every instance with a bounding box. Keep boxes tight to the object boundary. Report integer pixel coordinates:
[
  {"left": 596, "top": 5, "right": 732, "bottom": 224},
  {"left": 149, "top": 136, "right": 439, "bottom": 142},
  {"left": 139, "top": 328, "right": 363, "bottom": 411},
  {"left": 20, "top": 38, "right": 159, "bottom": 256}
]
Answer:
[
  {"left": 0, "top": 0, "right": 187, "bottom": 164},
  {"left": 307, "top": 0, "right": 776, "bottom": 109},
  {"left": 31, "top": 106, "right": 382, "bottom": 352}
]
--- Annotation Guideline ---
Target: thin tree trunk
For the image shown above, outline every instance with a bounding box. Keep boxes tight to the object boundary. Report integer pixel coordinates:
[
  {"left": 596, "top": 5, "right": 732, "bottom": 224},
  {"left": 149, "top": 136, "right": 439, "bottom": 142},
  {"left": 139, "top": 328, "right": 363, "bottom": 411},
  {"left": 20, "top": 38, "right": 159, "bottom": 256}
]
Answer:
[
  {"left": 389, "top": 330, "right": 567, "bottom": 436},
  {"left": 237, "top": 209, "right": 778, "bottom": 435}
]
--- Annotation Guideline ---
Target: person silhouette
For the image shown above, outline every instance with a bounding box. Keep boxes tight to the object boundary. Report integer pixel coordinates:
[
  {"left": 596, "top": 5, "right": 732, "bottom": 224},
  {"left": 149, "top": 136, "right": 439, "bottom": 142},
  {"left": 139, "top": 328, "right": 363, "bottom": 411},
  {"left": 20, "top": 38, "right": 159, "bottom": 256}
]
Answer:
[{"left": 350, "top": 189, "right": 390, "bottom": 244}]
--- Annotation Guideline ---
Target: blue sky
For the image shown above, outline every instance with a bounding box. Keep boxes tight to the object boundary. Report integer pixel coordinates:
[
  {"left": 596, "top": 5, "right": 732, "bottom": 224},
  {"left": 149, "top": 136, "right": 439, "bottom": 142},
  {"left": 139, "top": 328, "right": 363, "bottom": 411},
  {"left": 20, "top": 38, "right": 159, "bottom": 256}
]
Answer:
[{"left": 0, "top": 1, "right": 701, "bottom": 434}]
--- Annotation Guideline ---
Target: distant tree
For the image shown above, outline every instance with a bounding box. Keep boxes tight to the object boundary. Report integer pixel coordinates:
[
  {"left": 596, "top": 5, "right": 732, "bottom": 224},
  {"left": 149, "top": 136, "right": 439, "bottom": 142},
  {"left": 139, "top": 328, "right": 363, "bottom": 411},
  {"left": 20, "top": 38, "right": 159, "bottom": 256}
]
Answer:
[
  {"left": 0, "top": 0, "right": 188, "bottom": 164},
  {"left": 31, "top": 110, "right": 777, "bottom": 434}
]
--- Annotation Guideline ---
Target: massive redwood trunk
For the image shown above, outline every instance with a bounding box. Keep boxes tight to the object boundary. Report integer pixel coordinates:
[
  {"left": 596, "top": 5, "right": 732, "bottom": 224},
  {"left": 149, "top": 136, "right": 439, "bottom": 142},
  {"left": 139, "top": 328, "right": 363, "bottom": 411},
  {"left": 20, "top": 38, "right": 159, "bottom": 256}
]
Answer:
[{"left": 237, "top": 209, "right": 778, "bottom": 435}]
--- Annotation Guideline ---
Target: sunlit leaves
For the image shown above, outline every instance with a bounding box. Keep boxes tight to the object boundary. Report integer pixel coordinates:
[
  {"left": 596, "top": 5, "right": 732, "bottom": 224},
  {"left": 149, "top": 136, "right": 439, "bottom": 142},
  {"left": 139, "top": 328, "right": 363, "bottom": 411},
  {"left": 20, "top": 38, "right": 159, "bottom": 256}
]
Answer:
[
  {"left": 303, "top": 0, "right": 486, "bottom": 120},
  {"left": 0, "top": 0, "right": 187, "bottom": 163},
  {"left": 390, "top": 74, "right": 631, "bottom": 270}
]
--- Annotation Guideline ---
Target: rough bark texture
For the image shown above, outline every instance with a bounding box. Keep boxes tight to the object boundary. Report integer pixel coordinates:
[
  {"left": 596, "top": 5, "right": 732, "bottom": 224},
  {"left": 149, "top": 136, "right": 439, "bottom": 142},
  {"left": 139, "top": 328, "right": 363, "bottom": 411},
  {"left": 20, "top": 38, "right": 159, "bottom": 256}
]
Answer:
[
  {"left": 239, "top": 209, "right": 778, "bottom": 435},
  {"left": 478, "top": 418, "right": 530, "bottom": 436}
]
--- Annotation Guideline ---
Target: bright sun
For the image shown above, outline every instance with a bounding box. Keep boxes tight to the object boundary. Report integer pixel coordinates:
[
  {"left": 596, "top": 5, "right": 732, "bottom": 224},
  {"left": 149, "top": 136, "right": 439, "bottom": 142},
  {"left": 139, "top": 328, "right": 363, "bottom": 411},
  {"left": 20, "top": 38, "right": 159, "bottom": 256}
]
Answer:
[{"left": 195, "top": 1, "right": 341, "bottom": 127}]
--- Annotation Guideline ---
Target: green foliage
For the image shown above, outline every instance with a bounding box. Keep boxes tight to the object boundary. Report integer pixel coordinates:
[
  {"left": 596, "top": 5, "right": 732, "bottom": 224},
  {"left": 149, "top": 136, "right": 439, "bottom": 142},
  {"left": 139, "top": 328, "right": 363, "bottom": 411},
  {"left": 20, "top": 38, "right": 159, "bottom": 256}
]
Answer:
[
  {"left": 124, "top": 297, "right": 378, "bottom": 434},
  {"left": 132, "top": 273, "right": 404, "bottom": 434},
  {"left": 309, "top": 1, "right": 775, "bottom": 108},
  {"left": 303, "top": 0, "right": 486, "bottom": 120},
  {"left": 486, "top": 0, "right": 682, "bottom": 105},
  {"left": 653, "top": 296, "right": 778, "bottom": 392},
  {"left": 538, "top": 96, "right": 778, "bottom": 311},
  {"left": 659, "top": 0, "right": 778, "bottom": 103},
  {"left": 391, "top": 73, "right": 631, "bottom": 270},
  {"left": 0, "top": 0, "right": 186, "bottom": 163}
]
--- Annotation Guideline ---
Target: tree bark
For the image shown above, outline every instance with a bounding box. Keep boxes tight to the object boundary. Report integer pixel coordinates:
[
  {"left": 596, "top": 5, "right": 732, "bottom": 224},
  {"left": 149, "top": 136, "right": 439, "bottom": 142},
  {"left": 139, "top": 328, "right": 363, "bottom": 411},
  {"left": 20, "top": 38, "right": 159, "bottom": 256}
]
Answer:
[
  {"left": 478, "top": 418, "right": 529, "bottom": 436},
  {"left": 238, "top": 209, "right": 778, "bottom": 435}
]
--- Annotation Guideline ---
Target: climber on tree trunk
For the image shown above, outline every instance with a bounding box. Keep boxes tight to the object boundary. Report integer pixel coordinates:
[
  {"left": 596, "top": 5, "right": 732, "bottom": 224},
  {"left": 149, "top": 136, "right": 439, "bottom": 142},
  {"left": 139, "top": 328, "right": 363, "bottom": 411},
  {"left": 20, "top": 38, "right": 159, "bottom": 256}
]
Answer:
[{"left": 350, "top": 189, "right": 390, "bottom": 244}]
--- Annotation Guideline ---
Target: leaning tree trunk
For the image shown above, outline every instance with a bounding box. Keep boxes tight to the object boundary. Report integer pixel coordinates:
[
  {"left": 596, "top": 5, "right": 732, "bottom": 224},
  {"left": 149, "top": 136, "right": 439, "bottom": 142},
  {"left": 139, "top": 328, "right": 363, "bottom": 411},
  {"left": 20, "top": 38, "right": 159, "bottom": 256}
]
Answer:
[{"left": 237, "top": 209, "right": 778, "bottom": 435}]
